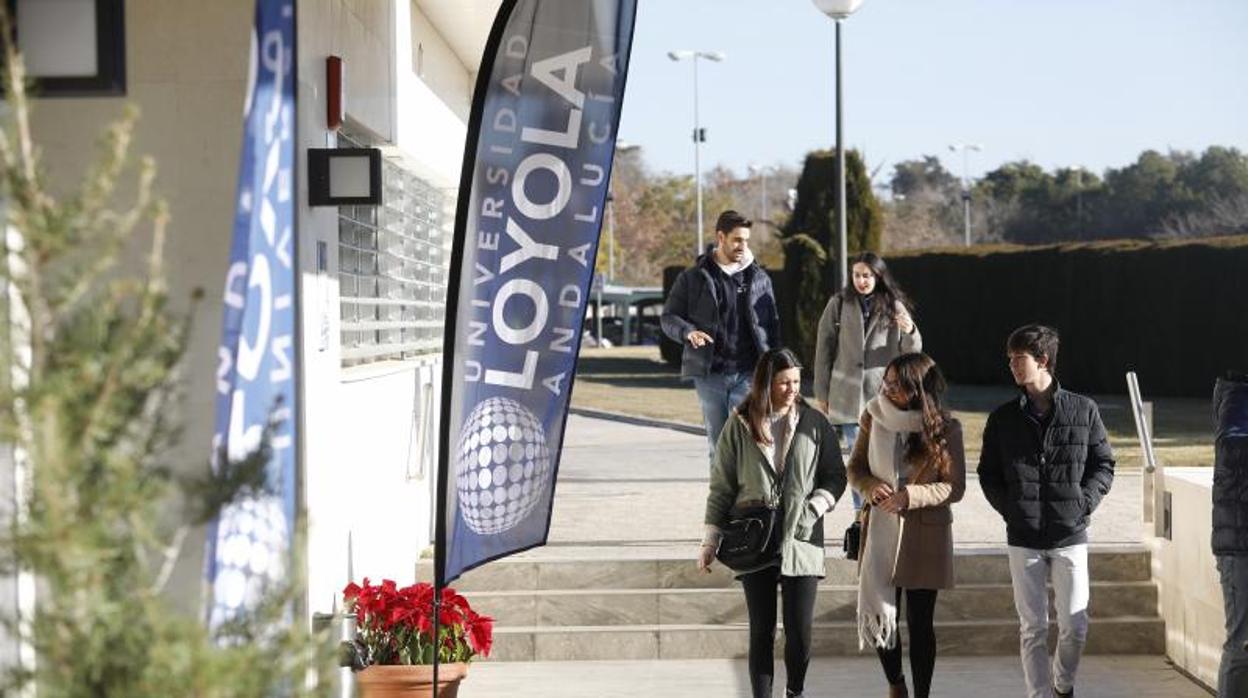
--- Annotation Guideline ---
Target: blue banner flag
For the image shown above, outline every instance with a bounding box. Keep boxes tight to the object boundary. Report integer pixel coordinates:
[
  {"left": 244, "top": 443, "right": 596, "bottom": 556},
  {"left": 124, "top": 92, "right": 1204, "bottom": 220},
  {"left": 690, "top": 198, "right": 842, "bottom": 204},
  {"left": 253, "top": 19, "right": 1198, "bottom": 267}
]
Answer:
[
  {"left": 206, "top": 0, "right": 298, "bottom": 626},
  {"left": 437, "top": 0, "right": 639, "bottom": 584}
]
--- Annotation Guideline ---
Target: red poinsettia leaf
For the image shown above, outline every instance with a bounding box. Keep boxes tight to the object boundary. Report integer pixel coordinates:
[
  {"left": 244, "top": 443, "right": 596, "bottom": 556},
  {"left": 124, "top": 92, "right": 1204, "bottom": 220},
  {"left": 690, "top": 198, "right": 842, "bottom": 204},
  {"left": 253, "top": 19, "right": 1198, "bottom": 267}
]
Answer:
[
  {"left": 467, "top": 613, "right": 494, "bottom": 657},
  {"left": 441, "top": 587, "right": 469, "bottom": 611},
  {"left": 437, "top": 605, "right": 460, "bottom": 628}
]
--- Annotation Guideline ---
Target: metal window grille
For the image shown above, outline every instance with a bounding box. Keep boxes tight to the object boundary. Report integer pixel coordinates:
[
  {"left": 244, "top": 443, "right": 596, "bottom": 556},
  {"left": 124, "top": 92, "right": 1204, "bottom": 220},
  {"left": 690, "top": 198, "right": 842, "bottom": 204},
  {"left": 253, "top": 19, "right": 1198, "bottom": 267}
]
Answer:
[{"left": 338, "top": 133, "right": 451, "bottom": 366}]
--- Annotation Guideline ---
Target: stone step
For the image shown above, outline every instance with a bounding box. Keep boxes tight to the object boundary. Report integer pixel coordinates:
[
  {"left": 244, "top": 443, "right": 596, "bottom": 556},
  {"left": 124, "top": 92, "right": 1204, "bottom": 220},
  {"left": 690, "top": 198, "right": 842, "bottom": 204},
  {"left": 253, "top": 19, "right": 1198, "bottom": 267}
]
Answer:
[
  {"left": 418, "top": 547, "right": 1152, "bottom": 592},
  {"left": 469, "top": 581, "right": 1158, "bottom": 627},
  {"left": 484, "top": 616, "right": 1166, "bottom": 662}
]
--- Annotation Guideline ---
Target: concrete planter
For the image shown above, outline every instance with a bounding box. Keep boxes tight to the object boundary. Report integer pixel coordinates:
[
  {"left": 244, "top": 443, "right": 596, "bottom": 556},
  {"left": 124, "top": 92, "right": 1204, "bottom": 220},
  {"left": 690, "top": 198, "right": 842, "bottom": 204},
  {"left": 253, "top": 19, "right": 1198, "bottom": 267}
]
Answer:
[{"left": 356, "top": 663, "right": 469, "bottom": 698}]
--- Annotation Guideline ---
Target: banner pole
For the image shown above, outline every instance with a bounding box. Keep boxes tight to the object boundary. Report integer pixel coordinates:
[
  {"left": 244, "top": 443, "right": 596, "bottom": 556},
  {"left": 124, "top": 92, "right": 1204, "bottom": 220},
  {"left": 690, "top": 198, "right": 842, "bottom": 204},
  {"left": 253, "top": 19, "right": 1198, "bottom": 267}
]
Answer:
[
  {"left": 431, "top": 582, "right": 441, "bottom": 697},
  {"left": 430, "top": 2, "right": 520, "bottom": 692}
]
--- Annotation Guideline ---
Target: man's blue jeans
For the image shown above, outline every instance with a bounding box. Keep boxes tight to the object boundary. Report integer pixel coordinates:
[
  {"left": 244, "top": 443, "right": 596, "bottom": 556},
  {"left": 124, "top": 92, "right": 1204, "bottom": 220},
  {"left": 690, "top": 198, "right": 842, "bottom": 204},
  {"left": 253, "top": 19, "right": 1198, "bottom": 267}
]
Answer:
[
  {"left": 837, "top": 423, "right": 862, "bottom": 510},
  {"left": 693, "top": 371, "right": 751, "bottom": 463},
  {"left": 1218, "top": 554, "right": 1248, "bottom": 697}
]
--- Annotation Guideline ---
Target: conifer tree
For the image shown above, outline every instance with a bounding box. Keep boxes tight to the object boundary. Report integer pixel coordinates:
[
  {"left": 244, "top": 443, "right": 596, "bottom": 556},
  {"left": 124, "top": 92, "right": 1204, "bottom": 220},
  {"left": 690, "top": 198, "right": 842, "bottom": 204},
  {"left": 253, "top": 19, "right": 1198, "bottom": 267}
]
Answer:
[{"left": 0, "top": 15, "right": 328, "bottom": 696}]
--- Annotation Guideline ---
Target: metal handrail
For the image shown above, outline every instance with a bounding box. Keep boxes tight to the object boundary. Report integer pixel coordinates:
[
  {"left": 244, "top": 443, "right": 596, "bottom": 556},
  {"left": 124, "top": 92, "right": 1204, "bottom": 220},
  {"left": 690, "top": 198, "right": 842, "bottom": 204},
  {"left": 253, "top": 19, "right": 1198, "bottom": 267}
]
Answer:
[{"left": 1126, "top": 371, "right": 1158, "bottom": 474}]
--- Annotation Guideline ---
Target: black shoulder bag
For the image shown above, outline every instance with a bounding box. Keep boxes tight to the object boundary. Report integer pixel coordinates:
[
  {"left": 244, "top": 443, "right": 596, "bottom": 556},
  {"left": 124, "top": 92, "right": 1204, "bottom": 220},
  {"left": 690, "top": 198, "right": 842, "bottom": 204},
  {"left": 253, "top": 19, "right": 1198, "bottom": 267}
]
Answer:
[
  {"left": 843, "top": 505, "right": 868, "bottom": 561},
  {"left": 716, "top": 466, "right": 786, "bottom": 572}
]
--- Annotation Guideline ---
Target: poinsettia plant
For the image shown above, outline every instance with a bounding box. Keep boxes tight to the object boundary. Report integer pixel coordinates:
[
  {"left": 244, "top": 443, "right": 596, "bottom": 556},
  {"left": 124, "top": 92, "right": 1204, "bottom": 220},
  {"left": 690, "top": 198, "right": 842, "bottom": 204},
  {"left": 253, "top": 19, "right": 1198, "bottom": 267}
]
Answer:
[{"left": 342, "top": 579, "right": 494, "bottom": 666}]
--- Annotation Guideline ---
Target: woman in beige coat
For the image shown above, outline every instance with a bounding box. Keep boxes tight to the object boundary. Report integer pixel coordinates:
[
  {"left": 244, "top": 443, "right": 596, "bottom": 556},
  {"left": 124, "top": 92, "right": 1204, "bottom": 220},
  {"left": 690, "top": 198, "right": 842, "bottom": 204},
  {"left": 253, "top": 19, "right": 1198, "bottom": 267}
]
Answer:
[
  {"left": 848, "top": 353, "right": 965, "bottom": 698},
  {"left": 813, "top": 252, "right": 921, "bottom": 511}
]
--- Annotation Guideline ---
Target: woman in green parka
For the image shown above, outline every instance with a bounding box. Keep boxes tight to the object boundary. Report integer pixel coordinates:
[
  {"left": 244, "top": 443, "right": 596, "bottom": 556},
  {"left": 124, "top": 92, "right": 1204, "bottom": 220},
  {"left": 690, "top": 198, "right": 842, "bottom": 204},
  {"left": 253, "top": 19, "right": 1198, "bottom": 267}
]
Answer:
[{"left": 698, "top": 348, "right": 848, "bottom": 698}]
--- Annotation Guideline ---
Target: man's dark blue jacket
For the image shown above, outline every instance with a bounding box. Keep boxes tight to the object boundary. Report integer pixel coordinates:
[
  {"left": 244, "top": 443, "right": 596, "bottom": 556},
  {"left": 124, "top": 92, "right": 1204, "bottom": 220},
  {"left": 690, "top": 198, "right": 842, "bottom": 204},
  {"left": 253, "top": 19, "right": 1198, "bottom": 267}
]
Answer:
[{"left": 660, "top": 253, "right": 780, "bottom": 379}]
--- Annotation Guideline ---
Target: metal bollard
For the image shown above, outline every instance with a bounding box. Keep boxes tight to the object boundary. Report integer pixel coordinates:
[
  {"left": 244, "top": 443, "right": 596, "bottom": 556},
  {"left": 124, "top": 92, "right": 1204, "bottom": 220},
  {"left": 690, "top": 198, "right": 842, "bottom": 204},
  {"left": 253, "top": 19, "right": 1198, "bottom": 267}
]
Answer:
[{"left": 313, "top": 610, "right": 358, "bottom": 698}]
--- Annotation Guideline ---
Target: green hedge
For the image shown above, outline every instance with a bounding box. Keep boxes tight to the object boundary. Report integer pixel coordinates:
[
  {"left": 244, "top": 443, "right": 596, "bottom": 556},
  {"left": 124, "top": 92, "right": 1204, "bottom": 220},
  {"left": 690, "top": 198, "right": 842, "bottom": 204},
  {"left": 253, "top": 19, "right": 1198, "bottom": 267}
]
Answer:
[
  {"left": 782, "top": 148, "right": 883, "bottom": 278},
  {"left": 780, "top": 234, "right": 827, "bottom": 368},
  {"left": 886, "top": 235, "right": 1248, "bottom": 397}
]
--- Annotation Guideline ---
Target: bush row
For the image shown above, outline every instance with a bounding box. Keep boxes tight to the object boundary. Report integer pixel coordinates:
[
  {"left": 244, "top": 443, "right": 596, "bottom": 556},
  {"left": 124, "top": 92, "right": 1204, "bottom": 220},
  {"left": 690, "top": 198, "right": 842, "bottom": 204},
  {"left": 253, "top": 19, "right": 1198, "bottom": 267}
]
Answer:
[
  {"left": 886, "top": 235, "right": 1248, "bottom": 397},
  {"left": 663, "top": 235, "right": 1248, "bottom": 397}
]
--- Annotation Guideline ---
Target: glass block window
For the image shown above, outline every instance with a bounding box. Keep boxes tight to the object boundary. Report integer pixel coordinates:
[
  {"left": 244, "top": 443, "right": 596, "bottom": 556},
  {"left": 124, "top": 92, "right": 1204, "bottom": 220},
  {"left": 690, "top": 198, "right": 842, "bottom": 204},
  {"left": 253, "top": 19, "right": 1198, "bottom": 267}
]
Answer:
[{"left": 338, "top": 133, "right": 451, "bottom": 366}]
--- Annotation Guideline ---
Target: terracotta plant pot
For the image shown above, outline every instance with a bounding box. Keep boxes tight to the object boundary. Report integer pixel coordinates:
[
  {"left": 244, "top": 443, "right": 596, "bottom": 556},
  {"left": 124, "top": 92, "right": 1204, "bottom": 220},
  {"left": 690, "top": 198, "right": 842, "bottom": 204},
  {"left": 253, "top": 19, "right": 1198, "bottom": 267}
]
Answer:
[{"left": 356, "top": 663, "right": 469, "bottom": 698}]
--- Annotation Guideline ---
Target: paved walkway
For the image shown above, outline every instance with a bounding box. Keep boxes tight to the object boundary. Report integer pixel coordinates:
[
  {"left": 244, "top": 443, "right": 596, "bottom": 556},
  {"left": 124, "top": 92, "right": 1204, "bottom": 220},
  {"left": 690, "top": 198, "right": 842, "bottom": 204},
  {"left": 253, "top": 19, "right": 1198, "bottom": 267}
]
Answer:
[
  {"left": 464, "top": 414, "right": 1209, "bottom": 696},
  {"left": 468, "top": 655, "right": 1208, "bottom": 697},
  {"left": 542, "top": 414, "right": 1146, "bottom": 555}
]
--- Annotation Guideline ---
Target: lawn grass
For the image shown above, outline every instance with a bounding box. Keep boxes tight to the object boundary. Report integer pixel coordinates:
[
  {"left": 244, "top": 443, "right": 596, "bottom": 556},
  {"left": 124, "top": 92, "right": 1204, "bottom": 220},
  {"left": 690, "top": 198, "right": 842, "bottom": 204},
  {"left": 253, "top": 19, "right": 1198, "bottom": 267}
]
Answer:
[{"left": 570, "top": 346, "right": 1214, "bottom": 469}]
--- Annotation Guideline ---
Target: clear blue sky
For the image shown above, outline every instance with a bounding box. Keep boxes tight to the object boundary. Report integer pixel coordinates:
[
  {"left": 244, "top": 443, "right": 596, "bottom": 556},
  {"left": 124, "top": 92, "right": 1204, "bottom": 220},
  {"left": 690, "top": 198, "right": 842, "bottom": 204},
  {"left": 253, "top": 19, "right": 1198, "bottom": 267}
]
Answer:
[{"left": 616, "top": 0, "right": 1248, "bottom": 183}]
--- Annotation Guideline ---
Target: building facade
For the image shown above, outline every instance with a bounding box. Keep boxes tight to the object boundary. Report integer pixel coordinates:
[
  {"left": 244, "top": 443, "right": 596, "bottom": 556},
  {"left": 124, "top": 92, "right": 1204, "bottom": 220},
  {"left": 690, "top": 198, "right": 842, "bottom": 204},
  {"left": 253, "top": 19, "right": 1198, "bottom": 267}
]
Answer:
[{"left": 4, "top": 0, "right": 498, "bottom": 631}]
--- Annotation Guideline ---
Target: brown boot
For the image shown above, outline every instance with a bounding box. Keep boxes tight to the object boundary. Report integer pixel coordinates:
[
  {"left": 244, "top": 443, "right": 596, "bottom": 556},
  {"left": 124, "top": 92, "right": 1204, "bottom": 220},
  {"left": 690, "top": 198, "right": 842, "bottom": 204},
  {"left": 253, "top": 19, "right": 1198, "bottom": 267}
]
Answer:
[{"left": 888, "top": 679, "right": 909, "bottom": 698}]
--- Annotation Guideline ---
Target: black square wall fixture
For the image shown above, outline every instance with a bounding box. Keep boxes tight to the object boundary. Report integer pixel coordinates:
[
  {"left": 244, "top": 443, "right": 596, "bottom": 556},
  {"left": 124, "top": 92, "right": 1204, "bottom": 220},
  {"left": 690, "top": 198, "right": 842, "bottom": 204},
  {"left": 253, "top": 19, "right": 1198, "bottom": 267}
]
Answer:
[{"left": 307, "top": 147, "right": 382, "bottom": 207}]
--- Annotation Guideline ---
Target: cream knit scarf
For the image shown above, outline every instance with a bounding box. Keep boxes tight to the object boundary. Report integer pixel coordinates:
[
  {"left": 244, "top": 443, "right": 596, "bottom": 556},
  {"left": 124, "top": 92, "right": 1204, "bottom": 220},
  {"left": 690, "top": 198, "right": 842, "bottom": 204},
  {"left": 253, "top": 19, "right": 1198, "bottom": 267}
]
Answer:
[{"left": 857, "top": 396, "right": 924, "bottom": 650}]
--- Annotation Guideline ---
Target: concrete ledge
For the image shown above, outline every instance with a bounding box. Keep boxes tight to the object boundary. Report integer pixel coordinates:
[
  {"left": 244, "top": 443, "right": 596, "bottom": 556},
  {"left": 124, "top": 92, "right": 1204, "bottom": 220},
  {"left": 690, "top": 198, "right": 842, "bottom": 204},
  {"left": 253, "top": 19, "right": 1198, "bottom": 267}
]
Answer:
[
  {"left": 1146, "top": 466, "right": 1222, "bottom": 693},
  {"left": 487, "top": 616, "right": 1165, "bottom": 661},
  {"left": 419, "top": 546, "right": 1153, "bottom": 591},
  {"left": 469, "top": 581, "right": 1159, "bottom": 626}
]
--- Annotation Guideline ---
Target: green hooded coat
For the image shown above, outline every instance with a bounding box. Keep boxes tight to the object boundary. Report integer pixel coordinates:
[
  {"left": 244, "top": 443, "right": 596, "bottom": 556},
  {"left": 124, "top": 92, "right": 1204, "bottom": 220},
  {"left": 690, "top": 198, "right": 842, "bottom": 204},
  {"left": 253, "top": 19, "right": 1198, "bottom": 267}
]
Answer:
[{"left": 705, "top": 400, "right": 848, "bottom": 577}]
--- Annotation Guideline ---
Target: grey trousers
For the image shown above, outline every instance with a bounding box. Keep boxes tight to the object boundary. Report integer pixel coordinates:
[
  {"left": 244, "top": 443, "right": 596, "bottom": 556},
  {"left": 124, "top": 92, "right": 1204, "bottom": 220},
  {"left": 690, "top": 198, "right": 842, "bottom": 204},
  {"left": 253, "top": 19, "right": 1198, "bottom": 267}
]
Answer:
[
  {"left": 1218, "top": 554, "right": 1248, "bottom": 697},
  {"left": 1008, "top": 544, "right": 1090, "bottom": 698}
]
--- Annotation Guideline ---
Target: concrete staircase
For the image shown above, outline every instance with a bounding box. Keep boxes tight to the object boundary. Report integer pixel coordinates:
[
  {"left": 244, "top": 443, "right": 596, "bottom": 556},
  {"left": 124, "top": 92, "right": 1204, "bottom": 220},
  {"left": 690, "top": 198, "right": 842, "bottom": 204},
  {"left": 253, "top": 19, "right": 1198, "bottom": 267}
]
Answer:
[{"left": 416, "top": 545, "right": 1164, "bottom": 662}]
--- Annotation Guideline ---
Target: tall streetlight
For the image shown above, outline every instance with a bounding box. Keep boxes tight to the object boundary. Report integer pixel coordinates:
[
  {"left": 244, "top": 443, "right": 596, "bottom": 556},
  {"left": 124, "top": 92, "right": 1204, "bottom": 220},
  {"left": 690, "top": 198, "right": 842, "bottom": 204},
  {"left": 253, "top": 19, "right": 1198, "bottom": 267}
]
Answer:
[
  {"left": 1072, "top": 166, "right": 1086, "bottom": 240},
  {"left": 668, "top": 49, "right": 725, "bottom": 256},
  {"left": 749, "top": 163, "right": 775, "bottom": 226},
  {"left": 948, "top": 143, "right": 982, "bottom": 246},
  {"left": 608, "top": 140, "right": 640, "bottom": 281},
  {"left": 811, "top": 0, "right": 865, "bottom": 289}
]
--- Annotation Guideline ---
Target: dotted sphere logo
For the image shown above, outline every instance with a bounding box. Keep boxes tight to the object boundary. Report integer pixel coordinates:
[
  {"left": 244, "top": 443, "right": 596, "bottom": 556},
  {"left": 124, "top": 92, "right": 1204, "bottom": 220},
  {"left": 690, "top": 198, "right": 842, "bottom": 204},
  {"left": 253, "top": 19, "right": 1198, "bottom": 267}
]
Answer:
[
  {"left": 209, "top": 495, "right": 288, "bottom": 626},
  {"left": 456, "top": 397, "right": 552, "bottom": 535}
]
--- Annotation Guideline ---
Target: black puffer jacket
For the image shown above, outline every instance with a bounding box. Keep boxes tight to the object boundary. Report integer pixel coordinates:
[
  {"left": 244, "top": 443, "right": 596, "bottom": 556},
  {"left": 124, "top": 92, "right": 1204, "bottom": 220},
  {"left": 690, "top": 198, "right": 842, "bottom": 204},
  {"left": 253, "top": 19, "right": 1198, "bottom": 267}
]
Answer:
[
  {"left": 1212, "top": 374, "right": 1248, "bottom": 556},
  {"left": 978, "top": 386, "right": 1116, "bottom": 549},
  {"left": 660, "top": 254, "right": 780, "bottom": 379}
]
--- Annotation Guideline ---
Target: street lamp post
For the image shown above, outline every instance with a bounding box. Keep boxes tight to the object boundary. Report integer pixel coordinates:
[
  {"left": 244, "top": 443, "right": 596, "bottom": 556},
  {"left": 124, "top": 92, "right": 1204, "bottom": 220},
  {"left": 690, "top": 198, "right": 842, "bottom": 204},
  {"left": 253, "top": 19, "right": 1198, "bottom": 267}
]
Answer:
[
  {"left": 749, "top": 163, "right": 774, "bottom": 225},
  {"left": 606, "top": 192, "right": 617, "bottom": 281},
  {"left": 811, "top": 0, "right": 865, "bottom": 290},
  {"left": 608, "top": 141, "right": 640, "bottom": 282},
  {"left": 1073, "top": 166, "right": 1085, "bottom": 240},
  {"left": 668, "top": 49, "right": 724, "bottom": 257},
  {"left": 948, "top": 143, "right": 982, "bottom": 246}
]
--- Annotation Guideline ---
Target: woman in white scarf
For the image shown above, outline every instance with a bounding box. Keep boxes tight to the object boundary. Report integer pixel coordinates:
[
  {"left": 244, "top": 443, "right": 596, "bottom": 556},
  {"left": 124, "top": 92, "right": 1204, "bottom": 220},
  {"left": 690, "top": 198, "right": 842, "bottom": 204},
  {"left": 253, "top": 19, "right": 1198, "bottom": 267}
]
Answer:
[{"left": 847, "top": 353, "right": 966, "bottom": 698}]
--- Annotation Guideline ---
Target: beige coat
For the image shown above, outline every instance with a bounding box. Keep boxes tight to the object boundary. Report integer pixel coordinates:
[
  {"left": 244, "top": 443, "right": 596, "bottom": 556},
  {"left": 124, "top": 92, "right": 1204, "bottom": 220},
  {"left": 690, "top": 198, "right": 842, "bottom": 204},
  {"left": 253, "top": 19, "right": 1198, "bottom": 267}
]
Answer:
[
  {"left": 847, "top": 412, "right": 966, "bottom": 589},
  {"left": 813, "top": 293, "right": 922, "bottom": 425}
]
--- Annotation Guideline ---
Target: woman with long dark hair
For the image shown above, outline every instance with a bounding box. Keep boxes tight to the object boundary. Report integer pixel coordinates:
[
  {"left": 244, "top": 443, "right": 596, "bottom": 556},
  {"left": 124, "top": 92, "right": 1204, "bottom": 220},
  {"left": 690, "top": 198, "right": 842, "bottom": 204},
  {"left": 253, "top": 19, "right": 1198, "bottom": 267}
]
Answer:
[
  {"left": 699, "top": 348, "right": 847, "bottom": 698},
  {"left": 813, "top": 252, "right": 922, "bottom": 511},
  {"left": 849, "top": 352, "right": 965, "bottom": 698}
]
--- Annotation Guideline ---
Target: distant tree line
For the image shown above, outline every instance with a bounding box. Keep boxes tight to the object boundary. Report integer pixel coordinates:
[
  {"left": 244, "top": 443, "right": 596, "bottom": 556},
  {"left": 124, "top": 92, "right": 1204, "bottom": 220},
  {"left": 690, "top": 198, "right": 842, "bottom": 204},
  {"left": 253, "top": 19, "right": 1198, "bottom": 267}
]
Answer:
[
  {"left": 885, "top": 146, "right": 1248, "bottom": 248},
  {"left": 618, "top": 144, "right": 1246, "bottom": 285}
]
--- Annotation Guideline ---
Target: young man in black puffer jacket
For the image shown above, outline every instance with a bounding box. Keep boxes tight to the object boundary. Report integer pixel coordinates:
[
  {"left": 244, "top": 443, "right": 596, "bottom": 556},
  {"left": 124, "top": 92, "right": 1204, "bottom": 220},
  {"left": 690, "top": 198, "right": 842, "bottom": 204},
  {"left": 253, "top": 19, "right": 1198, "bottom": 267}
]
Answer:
[{"left": 978, "top": 324, "right": 1115, "bottom": 698}]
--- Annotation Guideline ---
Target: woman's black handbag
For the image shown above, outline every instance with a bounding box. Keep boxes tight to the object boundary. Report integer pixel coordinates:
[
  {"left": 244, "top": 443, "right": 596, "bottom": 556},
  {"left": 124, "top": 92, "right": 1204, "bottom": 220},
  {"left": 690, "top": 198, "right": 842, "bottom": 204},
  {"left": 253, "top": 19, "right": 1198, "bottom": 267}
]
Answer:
[
  {"left": 715, "top": 504, "right": 783, "bottom": 572},
  {"left": 716, "top": 467, "right": 787, "bottom": 572},
  {"left": 843, "top": 505, "right": 869, "bottom": 561}
]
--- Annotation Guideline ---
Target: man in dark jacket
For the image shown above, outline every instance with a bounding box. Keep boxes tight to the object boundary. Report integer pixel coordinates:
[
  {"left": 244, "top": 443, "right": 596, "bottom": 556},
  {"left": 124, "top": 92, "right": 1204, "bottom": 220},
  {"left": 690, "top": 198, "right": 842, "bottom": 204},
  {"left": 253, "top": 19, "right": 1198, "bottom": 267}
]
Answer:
[
  {"left": 978, "top": 324, "right": 1115, "bottom": 698},
  {"left": 660, "top": 210, "right": 780, "bottom": 461},
  {"left": 1213, "top": 373, "right": 1248, "bottom": 698}
]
